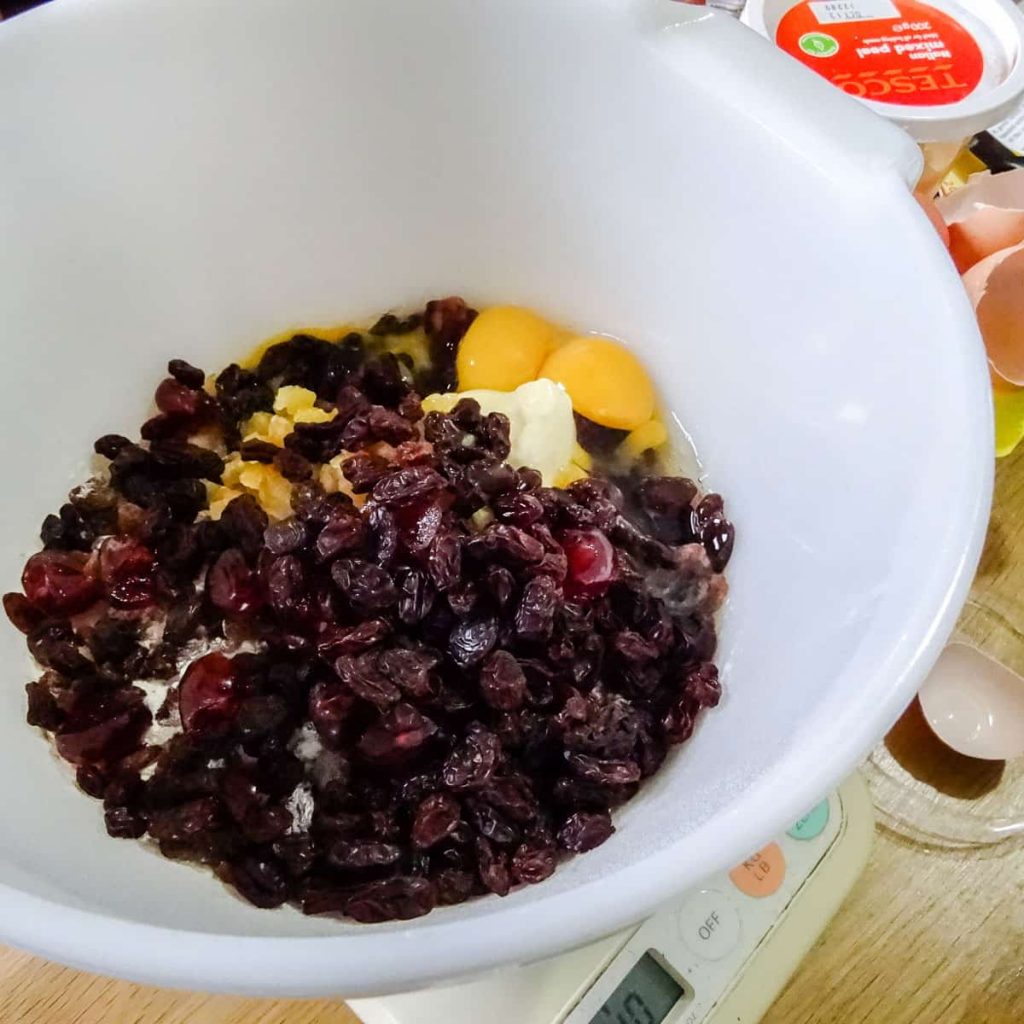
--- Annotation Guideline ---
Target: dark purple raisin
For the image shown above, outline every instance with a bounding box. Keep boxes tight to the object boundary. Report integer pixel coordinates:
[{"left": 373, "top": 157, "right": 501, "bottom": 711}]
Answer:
[
  {"left": 565, "top": 751, "right": 642, "bottom": 786},
  {"left": 331, "top": 559, "right": 397, "bottom": 613},
  {"left": 238, "top": 438, "right": 279, "bottom": 463},
  {"left": 514, "top": 576, "right": 559, "bottom": 641},
  {"left": 264, "top": 517, "right": 308, "bottom": 555},
  {"left": 104, "top": 805, "right": 148, "bottom": 839},
  {"left": 412, "top": 793, "right": 462, "bottom": 848},
  {"left": 343, "top": 876, "right": 437, "bottom": 922},
  {"left": 448, "top": 613, "right": 499, "bottom": 669},
  {"left": 442, "top": 724, "right": 501, "bottom": 791},
  {"left": 479, "top": 651, "right": 527, "bottom": 711},
  {"left": 327, "top": 839, "right": 402, "bottom": 871},
  {"left": 378, "top": 648, "right": 438, "bottom": 699},
  {"left": 94, "top": 434, "right": 133, "bottom": 459},
  {"left": 168, "top": 358, "right": 206, "bottom": 388},
  {"left": 335, "top": 654, "right": 401, "bottom": 709},
  {"left": 474, "top": 836, "right": 511, "bottom": 897},
  {"left": 372, "top": 466, "right": 446, "bottom": 507},
  {"left": 397, "top": 568, "right": 435, "bottom": 624},
  {"left": 511, "top": 839, "right": 557, "bottom": 885},
  {"left": 427, "top": 532, "right": 462, "bottom": 590},
  {"left": 231, "top": 854, "right": 291, "bottom": 909},
  {"left": 316, "top": 515, "right": 366, "bottom": 561},
  {"left": 435, "top": 869, "right": 477, "bottom": 905},
  {"left": 557, "top": 811, "right": 615, "bottom": 852},
  {"left": 318, "top": 619, "right": 392, "bottom": 659},
  {"left": 702, "top": 516, "right": 735, "bottom": 572}
]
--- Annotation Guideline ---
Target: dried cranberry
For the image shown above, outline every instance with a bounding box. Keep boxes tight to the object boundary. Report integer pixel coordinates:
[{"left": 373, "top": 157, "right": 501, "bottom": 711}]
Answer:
[
  {"left": 55, "top": 694, "right": 151, "bottom": 766},
  {"left": 155, "top": 378, "right": 206, "bottom": 418},
  {"left": 3, "top": 592, "right": 44, "bottom": 634},
  {"left": 179, "top": 652, "right": 240, "bottom": 735},
  {"left": 560, "top": 529, "right": 616, "bottom": 598},
  {"left": 21, "top": 551, "right": 99, "bottom": 616},
  {"left": 207, "top": 548, "right": 262, "bottom": 615},
  {"left": 357, "top": 703, "right": 438, "bottom": 765}
]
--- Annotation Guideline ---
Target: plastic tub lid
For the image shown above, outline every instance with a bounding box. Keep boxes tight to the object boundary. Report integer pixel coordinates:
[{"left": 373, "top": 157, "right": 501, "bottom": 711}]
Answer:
[{"left": 742, "top": 0, "right": 1024, "bottom": 141}]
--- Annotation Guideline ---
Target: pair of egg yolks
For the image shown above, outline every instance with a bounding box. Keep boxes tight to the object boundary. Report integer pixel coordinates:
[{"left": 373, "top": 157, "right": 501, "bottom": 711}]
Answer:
[{"left": 456, "top": 306, "right": 655, "bottom": 431}]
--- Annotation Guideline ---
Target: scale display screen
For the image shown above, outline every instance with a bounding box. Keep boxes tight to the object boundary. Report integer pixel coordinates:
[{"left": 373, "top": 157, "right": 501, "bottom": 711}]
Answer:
[{"left": 588, "top": 952, "right": 689, "bottom": 1024}]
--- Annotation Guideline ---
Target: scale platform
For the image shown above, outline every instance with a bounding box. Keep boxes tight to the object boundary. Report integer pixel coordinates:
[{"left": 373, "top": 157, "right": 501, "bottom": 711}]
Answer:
[{"left": 350, "top": 774, "right": 873, "bottom": 1024}]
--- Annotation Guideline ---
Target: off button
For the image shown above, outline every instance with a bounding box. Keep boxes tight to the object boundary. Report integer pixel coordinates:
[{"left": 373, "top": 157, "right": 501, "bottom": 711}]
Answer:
[{"left": 677, "top": 889, "right": 742, "bottom": 961}]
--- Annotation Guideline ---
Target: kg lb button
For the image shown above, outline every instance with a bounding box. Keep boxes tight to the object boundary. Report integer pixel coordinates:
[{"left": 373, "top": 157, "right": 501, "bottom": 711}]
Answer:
[
  {"left": 729, "top": 842, "right": 786, "bottom": 898},
  {"left": 677, "top": 889, "right": 742, "bottom": 961}
]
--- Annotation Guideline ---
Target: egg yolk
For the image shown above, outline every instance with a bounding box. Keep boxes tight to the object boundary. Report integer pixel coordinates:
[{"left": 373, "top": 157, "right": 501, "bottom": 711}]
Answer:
[
  {"left": 539, "top": 336, "right": 654, "bottom": 431},
  {"left": 456, "top": 306, "right": 557, "bottom": 391}
]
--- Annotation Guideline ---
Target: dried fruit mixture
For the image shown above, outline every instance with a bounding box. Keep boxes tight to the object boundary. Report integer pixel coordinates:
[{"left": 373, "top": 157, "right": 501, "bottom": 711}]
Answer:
[{"left": 3, "top": 299, "right": 733, "bottom": 922}]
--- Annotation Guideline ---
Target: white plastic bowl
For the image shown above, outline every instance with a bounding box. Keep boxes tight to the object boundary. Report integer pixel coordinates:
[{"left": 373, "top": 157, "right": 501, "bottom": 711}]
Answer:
[{"left": 0, "top": 0, "right": 992, "bottom": 998}]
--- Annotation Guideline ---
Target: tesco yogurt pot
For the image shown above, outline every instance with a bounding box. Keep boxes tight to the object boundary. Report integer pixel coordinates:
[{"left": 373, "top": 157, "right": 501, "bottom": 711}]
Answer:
[{"left": 743, "top": 0, "right": 1024, "bottom": 189}]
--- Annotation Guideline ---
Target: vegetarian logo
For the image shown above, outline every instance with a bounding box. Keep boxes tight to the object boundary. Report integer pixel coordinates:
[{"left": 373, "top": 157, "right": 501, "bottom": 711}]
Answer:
[{"left": 799, "top": 31, "right": 839, "bottom": 56}]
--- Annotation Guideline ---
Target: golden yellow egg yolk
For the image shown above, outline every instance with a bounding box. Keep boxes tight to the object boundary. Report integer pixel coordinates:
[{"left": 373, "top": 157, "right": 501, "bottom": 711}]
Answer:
[
  {"left": 539, "top": 336, "right": 655, "bottom": 431},
  {"left": 456, "top": 306, "right": 556, "bottom": 391}
]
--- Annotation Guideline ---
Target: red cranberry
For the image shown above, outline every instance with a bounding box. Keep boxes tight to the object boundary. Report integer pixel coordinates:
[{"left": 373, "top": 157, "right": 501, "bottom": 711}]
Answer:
[
  {"left": 96, "top": 537, "right": 154, "bottom": 583},
  {"left": 21, "top": 551, "right": 100, "bottom": 616},
  {"left": 3, "top": 592, "right": 44, "bottom": 634},
  {"left": 559, "top": 529, "right": 616, "bottom": 598},
  {"left": 179, "top": 652, "right": 240, "bottom": 735},
  {"left": 96, "top": 538, "right": 157, "bottom": 609},
  {"left": 155, "top": 377, "right": 204, "bottom": 417},
  {"left": 207, "top": 549, "right": 262, "bottom": 615}
]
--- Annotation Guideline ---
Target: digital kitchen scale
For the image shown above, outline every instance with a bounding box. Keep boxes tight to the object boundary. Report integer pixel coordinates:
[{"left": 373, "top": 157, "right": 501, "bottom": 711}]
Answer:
[{"left": 349, "top": 775, "right": 873, "bottom": 1024}]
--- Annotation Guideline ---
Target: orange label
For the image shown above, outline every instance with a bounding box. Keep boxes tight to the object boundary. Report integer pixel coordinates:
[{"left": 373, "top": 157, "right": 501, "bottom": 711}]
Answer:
[
  {"left": 728, "top": 842, "right": 786, "bottom": 898},
  {"left": 776, "top": 0, "right": 984, "bottom": 106}
]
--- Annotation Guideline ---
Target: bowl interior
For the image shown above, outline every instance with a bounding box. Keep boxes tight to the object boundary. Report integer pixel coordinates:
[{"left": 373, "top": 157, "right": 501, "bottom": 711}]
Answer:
[{"left": 0, "top": 0, "right": 989, "bottom": 994}]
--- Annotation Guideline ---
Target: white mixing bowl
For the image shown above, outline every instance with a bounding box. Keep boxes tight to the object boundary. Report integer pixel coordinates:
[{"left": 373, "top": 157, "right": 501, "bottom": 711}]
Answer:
[{"left": 0, "top": 0, "right": 992, "bottom": 998}]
